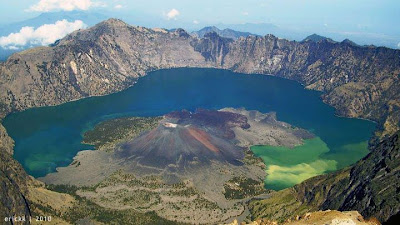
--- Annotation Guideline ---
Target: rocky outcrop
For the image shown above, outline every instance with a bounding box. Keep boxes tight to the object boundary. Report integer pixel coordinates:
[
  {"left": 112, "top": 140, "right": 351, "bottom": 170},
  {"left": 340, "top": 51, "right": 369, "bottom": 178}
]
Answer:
[
  {"left": 227, "top": 210, "right": 379, "bottom": 225},
  {"left": 0, "top": 149, "right": 32, "bottom": 224},
  {"left": 249, "top": 131, "right": 400, "bottom": 224},
  {"left": 191, "top": 31, "right": 233, "bottom": 64},
  {"left": 0, "top": 124, "right": 13, "bottom": 155},
  {"left": 0, "top": 18, "right": 399, "bottom": 137},
  {"left": 0, "top": 123, "right": 31, "bottom": 223}
]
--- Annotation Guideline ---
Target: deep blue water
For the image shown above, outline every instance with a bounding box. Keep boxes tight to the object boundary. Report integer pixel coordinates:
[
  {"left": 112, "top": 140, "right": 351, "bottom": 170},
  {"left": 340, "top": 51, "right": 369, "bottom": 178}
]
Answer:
[{"left": 3, "top": 68, "right": 375, "bottom": 178}]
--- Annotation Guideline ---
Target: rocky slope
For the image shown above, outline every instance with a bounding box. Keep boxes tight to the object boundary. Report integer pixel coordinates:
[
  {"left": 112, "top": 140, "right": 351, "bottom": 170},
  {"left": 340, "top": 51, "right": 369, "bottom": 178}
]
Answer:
[
  {"left": 0, "top": 18, "right": 399, "bottom": 137},
  {"left": 249, "top": 131, "right": 400, "bottom": 224},
  {"left": 0, "top": 124, "right": 13, "bottom": 155},
  {"left": 0, "top": 125, "right": 30, "bottom": 223},
  {"left": 0, "top": 150, "right": 31, "bottom": 224}
]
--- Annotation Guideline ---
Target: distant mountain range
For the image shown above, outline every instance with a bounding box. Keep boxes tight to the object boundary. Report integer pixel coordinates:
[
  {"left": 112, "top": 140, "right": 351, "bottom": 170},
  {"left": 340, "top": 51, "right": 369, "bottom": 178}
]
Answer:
[
  {"left": 0, "top": 10, "right": 360, "bottom": 62},
  {"left": 192, "top": 26, "right": 257, "bottom": 40},
  {"left": 0, "top": 11, "right": 107, "bottom": 36},
  {"left": 1, "top": 11, "right": 398, "bottom": 62},
  {"left": 0, "top": 11, "right": 107, "bottom": 61},
  {"left": 302, "top": 33, "right": 333, "bottom": 42},
  {"left": 215, "top": 23, "right": 283, "bottom": 37}
]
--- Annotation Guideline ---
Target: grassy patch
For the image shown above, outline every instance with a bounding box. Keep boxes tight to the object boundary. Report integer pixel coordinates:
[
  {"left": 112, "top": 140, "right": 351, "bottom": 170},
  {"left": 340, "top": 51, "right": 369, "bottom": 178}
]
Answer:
[
  {"left": 224, "top": 176, "right": 266, "bottom": 200},
  {"left": 83, "top": 116, "right": 162, "bottom": 149}
]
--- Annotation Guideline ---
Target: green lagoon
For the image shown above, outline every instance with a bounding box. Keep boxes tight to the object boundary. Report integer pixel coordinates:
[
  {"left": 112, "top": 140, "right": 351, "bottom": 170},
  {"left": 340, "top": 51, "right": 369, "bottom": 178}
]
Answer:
[{"left": 2, "top": 68, "right": 375, "bottom": 190}]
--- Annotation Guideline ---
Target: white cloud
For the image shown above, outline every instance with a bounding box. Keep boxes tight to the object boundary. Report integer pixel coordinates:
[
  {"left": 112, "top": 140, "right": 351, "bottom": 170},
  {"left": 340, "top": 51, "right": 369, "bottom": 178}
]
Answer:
[
  {"left": 398, "top": 42, "right": 400, "bottom": 49},
  {"left": 27, "top": 0, "right": 105, "bottom": 12},
  {"left": 0, "top": 20, "right": 86, "bottom": 49},
  {"left": 114, "top": 4, "right": 123, "bottom": 9},
  {"left": 166, "top": 8, "right": 180, "bottom": 20},
  {"left": 193, "top": 20, "right": 199, "bottom": 24},
  {"left": 242, "top": 11, "right": 249, "bottom": 16}
]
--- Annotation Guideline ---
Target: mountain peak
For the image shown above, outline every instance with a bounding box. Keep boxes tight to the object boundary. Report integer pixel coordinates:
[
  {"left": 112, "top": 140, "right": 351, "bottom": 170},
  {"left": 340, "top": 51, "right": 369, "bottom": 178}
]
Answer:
[
  {"left": 302, "top": 33, "right": 332, "bottom": 43},
  {"left": 193, "top": 26, "right": 255, "bottom": 40},
  {"left": 342, "top": 38, "right": 358, "bottom": 46},
  {"left": 100, "top": 18, "right": 128, "bottom": 27},
  {"left": 203, "top": 31, "right": 221, "bottom": 38},
  {"left": 199, "top": 26, "right": 219, "bottom": 32},
  {"left": 115, "top": 109, "right": 249, "bottom": 169},
  {"left": 173, "top": 28, "right": 190, "bottom": 38}
]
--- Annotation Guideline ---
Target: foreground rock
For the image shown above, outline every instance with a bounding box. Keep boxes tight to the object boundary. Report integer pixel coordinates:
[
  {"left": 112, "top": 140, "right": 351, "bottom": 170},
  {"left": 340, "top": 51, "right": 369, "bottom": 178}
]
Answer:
[{"left": 226, "top": 210, "right": 379, "bottom": 225}]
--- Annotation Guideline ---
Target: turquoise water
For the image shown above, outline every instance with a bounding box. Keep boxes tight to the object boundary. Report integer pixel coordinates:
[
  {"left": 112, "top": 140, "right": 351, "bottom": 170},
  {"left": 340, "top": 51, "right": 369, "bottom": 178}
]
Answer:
[
  {"left": 3, "top": 68, "right": 375, "bottom": 181},
  {"left": 252, "top": 137, "right": 339, "bottom": 190}
]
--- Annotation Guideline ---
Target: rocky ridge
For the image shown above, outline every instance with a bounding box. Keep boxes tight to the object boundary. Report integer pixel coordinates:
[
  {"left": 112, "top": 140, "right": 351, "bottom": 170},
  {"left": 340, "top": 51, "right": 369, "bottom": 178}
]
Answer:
[{"left": 192, "top": 26, "right": 256, "bottom": 40}]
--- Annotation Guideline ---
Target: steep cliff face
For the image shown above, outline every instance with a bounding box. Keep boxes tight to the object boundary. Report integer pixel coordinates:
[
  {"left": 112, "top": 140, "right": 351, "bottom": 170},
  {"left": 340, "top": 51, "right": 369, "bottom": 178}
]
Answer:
[
  {"left": 0, "top": 124, "right": 13, "bottom": 155},
  {"left": 249, "top": 131, "right": 400, "bottom": 223},
  {"left": 0, "top": 127, "right": 31, "bottom": 224},
  {"left": 191, "top": 31, "right": 233, "bottom": 64},
  {"left": 0, "top": 18, "right": 399, "bottom": 137}
]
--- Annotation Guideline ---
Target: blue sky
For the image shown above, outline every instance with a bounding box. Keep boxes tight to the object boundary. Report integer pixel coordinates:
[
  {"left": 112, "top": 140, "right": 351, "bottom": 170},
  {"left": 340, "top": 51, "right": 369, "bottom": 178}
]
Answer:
[
  {"left": 0, "top": 0, "right": 399, "bottom": 48},
  {"left": 1, "top": 0, "right": 399, "bottom": 30}
]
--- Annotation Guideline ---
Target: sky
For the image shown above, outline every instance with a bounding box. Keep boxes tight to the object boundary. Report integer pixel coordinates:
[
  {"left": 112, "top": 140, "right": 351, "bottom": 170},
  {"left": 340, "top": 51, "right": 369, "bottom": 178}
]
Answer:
[{"left": 0, "top": 0, "right": 399, "bottom": 49}]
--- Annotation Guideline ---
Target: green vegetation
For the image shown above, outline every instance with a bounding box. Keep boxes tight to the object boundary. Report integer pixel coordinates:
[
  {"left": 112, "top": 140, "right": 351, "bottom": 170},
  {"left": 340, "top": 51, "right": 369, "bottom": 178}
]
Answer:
[
  {"left": 248, "top": 189, "right": 314, "bottom": 223},
  {"left": 224, "top": 176, "right": 266, "bottom": 199},
  {"left": 83, "top": 116, "right": 162, "bottom": 149},
  {"left": 99, "top": 170, "right": 166, "bottom": 189},
  {"left": 242, "top": 149, "right": 266, "bottom": 168},
  {"left": 166, "top": 187, "right": 198, "bottom": 197},
  {"left": 46, "top": 184, "right": 80, "bottom": 196}
]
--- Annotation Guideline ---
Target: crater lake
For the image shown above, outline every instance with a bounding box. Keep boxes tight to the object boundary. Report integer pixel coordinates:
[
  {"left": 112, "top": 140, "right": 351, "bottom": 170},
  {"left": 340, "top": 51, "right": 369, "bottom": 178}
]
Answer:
[{"left": 3, "top": 68, "right": 375, "bottom": 190}]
